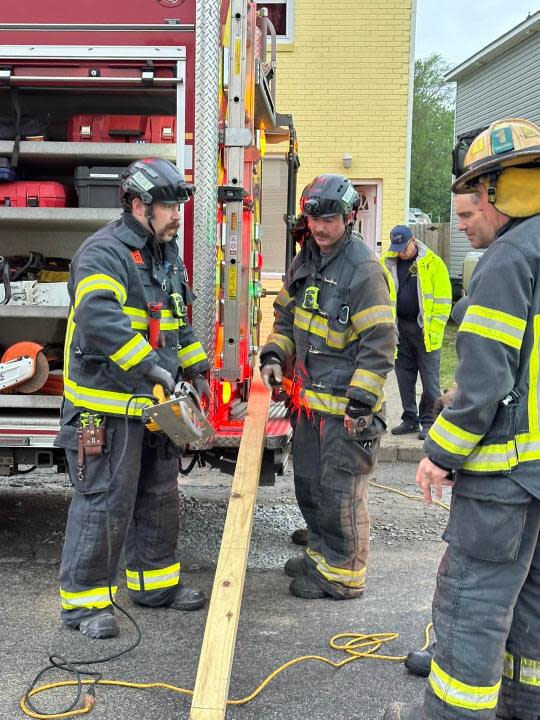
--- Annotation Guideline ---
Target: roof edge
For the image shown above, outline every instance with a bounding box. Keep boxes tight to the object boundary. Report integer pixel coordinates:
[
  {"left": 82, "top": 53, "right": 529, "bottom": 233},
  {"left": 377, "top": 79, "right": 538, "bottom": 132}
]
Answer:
[{"left": 445, "top": 10, "right": 540, "bottom": 82}]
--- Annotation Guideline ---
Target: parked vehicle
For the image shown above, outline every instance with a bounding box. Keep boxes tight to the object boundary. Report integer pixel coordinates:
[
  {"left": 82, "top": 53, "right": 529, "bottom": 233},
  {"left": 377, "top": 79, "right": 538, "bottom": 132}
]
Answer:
[{"left": 0, "top": 0, "right": 298, "bottom": 480}]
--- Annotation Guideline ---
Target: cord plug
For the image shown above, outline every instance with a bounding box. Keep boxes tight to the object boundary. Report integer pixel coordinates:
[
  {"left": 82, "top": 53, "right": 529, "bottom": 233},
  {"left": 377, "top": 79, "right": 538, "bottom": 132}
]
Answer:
[{"left": 83, "top": 685, "right": 96, "bottom": 711}]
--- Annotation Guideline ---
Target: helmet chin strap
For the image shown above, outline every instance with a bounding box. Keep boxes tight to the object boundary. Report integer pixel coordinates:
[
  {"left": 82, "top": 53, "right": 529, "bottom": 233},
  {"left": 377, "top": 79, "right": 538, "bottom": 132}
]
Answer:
[
  {"left": 483, "top": 172, "right": 499, "bottom": 204},
  {"left": 145, "top": 202, "right": 157, "bottom": 238}
]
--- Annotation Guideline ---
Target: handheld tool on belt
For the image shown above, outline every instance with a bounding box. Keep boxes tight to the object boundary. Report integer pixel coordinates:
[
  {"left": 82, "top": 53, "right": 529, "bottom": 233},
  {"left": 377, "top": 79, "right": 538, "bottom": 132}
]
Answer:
[
  {"left": 77, "top": 411, "right": 105, "bottom": 481},
  {"left": 146, "top": 301, "right": 164, "bottom": 349},
  {"left": 142, "top": 380, "right": 214, "bottom": 446}
]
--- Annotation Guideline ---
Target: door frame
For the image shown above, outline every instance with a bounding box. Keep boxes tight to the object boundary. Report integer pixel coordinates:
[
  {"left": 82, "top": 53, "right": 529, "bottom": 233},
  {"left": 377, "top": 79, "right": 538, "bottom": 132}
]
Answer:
[{"left": 349, "top": 178, "right": 383, "bottom": 256}]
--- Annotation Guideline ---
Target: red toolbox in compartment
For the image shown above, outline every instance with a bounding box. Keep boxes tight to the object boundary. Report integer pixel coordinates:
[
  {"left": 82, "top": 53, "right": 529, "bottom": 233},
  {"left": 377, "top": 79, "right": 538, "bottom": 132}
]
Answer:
[
  {"left": 67, "top": 114, "right": 176, "bottom": 143},
  {"left": 0, "top": 181, "right": 69, "bottom": 207}
]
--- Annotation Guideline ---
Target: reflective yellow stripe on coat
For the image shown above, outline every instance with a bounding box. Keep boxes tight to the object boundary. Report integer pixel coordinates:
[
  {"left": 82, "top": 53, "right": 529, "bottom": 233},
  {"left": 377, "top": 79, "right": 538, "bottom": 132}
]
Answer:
[
  {"left": 460, "top": 305, "right": 526, "bottom": 350},
  {"left": 64, "top": 377, "right": 152, "bottom": 417},
  {"left": 265, "top": 332, "right": 295, "bottom": 358},
  {"left": 109, "top": 333, "right": 153, "bottom": 371},
  {"left": 123, "top": 306, "right": 180, "bottom": 331},
  {"left": 428, "top": 415, "right": 483, "bottom": 456},
  {"left": 178, "top": 341, "right": 207, "bottom": 370},
  {"left": 74, "top": 273, "right": 127, "bottom": 308}
]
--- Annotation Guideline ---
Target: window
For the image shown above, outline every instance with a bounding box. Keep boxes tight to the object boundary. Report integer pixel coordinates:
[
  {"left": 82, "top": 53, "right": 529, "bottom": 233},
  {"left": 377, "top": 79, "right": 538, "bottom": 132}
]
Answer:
[{"left": 256, "top": 1, "right": 294, "bottom": 43}]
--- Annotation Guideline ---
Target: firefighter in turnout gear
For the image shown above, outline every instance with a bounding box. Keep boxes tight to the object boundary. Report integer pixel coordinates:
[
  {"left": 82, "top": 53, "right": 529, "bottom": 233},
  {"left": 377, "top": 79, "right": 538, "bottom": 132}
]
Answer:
[
  {"left": 382, "top": 118, "right": 540, "bottom": 720},
  {"left": 55, "top": 157, "right": 210, "bottom": 639},
  {"left": 261, "top": 174, "right": 396, "bottom": 600}
]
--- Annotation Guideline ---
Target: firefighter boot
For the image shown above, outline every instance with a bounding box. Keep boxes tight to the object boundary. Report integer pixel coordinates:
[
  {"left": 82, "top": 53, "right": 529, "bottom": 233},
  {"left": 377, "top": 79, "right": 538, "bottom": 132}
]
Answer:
[
  {"left": 497, "top": 699, "right": 540, "bottom": 720},
  {"left": 284, "top": 555, "right": 308, "bottom": 577},
  {"left": 170, "top": 583, "right": 206, "bottom": 611},
  {"left": 382, "top": 702, "right": 425, "bottom": 720},
  {"left": 78, "top": 610, "right": 120, "bottom": 639},
  {"left": 404, "top": 642, "right": 435, "bottom": 677},
  {"left": 290, "top": 527, "right": 308, "bottom": 546},
  {"left": 289, "top": 575, "right": 328, "bottom": 599}
]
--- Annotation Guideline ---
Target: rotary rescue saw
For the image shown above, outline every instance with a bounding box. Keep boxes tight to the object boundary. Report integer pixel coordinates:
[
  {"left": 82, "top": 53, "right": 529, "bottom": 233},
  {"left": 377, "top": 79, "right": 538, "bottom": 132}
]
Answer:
[{"left": 142, "top": 380, "right": 215, "bottom": 447}]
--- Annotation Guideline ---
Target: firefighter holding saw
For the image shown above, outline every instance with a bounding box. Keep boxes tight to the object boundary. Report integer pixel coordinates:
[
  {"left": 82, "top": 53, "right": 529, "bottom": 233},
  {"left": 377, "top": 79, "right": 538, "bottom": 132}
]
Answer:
[
  {"left": 261, "top": 174, "right": 396, "bottom": 600},
  {"left": 55, "top": 157, "right": 210, "bottom": 639}
]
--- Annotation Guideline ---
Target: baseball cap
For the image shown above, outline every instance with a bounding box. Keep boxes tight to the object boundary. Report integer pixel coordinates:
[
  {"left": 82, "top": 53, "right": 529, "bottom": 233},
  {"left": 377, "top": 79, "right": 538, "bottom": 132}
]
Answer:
[{"left": 389, "top": 225, "right": 414, "bottom": 252}]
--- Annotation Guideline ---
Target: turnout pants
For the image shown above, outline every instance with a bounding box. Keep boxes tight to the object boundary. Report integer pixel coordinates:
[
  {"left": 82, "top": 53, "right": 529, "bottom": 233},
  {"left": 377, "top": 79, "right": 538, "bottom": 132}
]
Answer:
[
  {"left": 56, "top": 415, "right": 181, "bottom": 626},
  {"left": 425, "top": 473, "right": 540, "bottom": 720},
  {"left": 292, "top": 409, "right": 377, "bottom": 598},
  {"left": 395, "top": 318, "right": 441, "bottom": 428}
]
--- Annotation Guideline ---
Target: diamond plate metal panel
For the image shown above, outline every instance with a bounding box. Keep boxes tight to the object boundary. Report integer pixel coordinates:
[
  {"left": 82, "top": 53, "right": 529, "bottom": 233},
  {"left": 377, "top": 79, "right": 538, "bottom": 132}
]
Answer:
[{"left": 192, "top": 0, "right": 221, "bottom": 365}]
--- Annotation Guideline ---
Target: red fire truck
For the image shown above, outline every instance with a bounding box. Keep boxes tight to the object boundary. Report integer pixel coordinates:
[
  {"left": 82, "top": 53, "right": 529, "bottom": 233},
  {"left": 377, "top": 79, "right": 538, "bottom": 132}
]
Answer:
[{"left": 0, "top": 0, "right": 298, "bottom": 480}]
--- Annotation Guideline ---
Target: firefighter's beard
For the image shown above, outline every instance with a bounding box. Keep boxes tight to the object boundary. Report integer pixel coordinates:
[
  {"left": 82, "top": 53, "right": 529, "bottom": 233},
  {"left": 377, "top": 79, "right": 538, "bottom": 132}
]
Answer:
[{"left": 156, "top": 222, "right": 180, "bottom": 243}]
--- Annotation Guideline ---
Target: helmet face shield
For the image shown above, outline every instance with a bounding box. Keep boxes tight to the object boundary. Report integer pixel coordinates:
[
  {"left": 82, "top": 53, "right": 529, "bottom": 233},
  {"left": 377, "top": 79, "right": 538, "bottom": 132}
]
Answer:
[
  {"left": 303, "top": 197, "right": 343, "bottom": 217},
  {"left": 158, "top": 183, "right": 195, "bottom": 205}
]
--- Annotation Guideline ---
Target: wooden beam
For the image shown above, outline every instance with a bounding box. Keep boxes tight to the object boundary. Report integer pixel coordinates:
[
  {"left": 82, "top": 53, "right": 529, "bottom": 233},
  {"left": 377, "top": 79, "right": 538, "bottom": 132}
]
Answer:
[{"left": 189, "top": 375, "right": 271, "bottom": 720}]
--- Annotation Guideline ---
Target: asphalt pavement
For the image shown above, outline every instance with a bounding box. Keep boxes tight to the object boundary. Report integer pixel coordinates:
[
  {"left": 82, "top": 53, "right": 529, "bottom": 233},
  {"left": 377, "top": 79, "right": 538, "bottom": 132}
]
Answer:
[{"left": 0, "top": 457, "right": 447, "bottom": 720}]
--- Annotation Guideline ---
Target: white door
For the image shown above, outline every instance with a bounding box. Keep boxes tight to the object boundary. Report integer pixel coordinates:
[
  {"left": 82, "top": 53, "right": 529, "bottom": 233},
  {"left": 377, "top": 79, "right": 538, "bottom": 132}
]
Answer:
[{"left": 354, "top": 184, "right": 378, "bottom": 255}]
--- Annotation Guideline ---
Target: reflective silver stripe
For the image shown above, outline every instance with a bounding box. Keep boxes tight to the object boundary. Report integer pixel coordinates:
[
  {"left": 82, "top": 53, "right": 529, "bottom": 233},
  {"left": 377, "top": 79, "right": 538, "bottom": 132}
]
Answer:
[
  {"left": 307, "top": 548, "right": 365, "bottom": 588},
  {"left": 461, "top": 305, "right": 526, "bottom": 349},
  {"left": 429, "top": 415, "right": 481, "bottom": 455},
  {"left": 428, "top": 659, "right": 500, "bottom": 711},
  {"left": 74, "top": 273, "right": 127, "bottom": 307},
  {"left": 64, "top": 378, "right": 151, "bottom": 416},
  {"left": 351, "top": 305, "right": 394, "bottom": 333},
  {"left": 126, "top": 563, "right": 180, "bottom": 591},
  {"left": 109, "top": 333, "right": 152, "bottom": 371},
  {"left": 275, "top": 287, "right": 293, "bottom": 309},
  {"left": 266, "top": 333, "right": 295, "bottom": 357},
  {"left": 178, "top": 341, "right": 208, "bottom": 368},
  {"left": 521, "top": 657, "right": 540, "bottom": 687},
  {"left": 294, "top": 308, "right": 327, "bottom": 338},
  {"left": 463, "top": 442, "right": 517, "bottom": 472},
  {"left": 302, "top": 389, "right": 348, "bottom": 416},
  {"left": 503, "top": 651, "right": 514, "bottom": 680},
  {"left": 60, "top": 585, "right": 117, "bottom": 610},
  {"left": 350, "top": 368, "right": 384, "bottom": 395},
  {"left": 517, "top": 434, "right": 540, "bottom": 461}
]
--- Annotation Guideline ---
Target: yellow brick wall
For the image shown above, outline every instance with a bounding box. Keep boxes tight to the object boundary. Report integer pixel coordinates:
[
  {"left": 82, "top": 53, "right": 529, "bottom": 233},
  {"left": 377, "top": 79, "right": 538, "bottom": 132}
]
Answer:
[
  {"left": 267, "top": 0, "right": 415, "bottom": 247},
  {"left": 259, "top": 276, "right": 283, "bottom": 348}
]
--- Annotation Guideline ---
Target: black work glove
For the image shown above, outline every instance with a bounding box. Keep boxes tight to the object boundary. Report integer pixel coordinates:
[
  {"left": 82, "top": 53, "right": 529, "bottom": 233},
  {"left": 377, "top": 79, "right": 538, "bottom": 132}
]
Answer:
[
  {"left": 260, "top": 355, "right": 283, "bottom": 390},
  {"left": 145, "top": 365, "right": 175, "bottom": 394},
  {"left": 344, "top": 400, "right": 373, "bottom": 438},
  {"left": 187, "top": 373, "right": 211, "bottom": 408}
]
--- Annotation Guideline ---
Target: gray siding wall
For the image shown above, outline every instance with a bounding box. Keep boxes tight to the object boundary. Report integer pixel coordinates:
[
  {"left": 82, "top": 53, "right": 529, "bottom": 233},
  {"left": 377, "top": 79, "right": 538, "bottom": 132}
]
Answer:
[{"left": 450, "top": 30, "right": 540, "bottom": 278}]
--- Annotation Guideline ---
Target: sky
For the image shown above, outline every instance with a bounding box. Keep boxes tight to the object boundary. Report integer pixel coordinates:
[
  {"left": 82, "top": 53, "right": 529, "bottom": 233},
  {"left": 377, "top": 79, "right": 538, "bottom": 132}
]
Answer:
[{"left": 415, "top": 0, "right": 540, "bottom": 68}]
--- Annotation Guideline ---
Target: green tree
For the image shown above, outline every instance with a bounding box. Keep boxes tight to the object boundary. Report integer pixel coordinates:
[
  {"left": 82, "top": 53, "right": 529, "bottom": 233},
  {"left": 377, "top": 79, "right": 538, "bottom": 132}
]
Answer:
[{"left": 410, "top": 54, "right": 455, "bottom": 223}]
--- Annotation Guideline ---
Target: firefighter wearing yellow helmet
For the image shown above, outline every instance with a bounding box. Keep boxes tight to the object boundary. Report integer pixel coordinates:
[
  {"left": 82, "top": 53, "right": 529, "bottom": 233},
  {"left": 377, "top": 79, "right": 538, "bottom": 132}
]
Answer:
[{"left": 381, "top": 118, "right": 540, "bottom": 720}]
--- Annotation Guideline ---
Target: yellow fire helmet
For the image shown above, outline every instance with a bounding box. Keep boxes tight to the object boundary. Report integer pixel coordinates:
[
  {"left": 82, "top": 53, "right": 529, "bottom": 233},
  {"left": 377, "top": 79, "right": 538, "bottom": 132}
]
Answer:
[{"left": 452, "top": 118, "right": 540, "bottom": 197}]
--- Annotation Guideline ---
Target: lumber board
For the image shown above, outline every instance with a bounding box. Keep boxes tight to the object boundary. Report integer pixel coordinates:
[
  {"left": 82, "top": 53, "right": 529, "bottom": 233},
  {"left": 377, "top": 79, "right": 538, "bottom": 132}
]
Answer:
[{"left": 189, "top": 376, "right": 271, "bottom": 720}]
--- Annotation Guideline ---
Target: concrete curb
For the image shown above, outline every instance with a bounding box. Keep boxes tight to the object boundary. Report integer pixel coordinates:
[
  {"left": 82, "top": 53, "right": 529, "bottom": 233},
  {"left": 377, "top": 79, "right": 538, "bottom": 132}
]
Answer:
[{"left": 379, "top": 435, "right": 425, "bottom": 464}]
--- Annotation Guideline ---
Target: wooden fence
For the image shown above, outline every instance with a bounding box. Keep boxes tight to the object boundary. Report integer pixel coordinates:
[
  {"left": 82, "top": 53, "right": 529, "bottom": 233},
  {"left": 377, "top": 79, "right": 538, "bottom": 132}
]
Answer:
[{"left": 410, "top": 222, "right": 451, "bottom": 268}]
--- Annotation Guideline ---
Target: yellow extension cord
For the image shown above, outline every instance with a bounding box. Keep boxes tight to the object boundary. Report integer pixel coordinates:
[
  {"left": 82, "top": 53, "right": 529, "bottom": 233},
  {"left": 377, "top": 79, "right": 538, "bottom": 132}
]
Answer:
[{"left": 20, "top": 481, "right": 447, "bottom": 719}]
